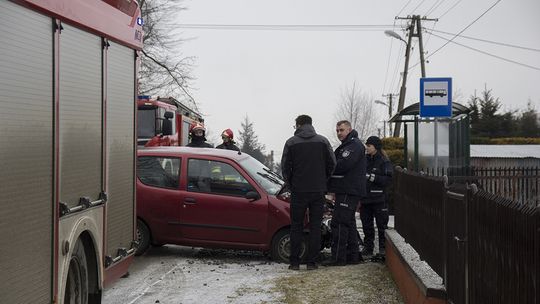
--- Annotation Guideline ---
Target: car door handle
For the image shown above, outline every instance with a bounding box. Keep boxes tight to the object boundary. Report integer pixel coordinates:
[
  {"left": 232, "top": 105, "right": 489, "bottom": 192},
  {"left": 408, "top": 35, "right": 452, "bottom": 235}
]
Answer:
[{"left": 183, "top": 197, "right": 197, "bottom": 205}]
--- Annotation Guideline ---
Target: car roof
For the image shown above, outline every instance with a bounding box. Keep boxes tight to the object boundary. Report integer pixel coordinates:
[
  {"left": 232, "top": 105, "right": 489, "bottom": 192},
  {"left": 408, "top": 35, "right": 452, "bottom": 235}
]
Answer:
[{"left": 137, "top": 146, "right": 250, "bottom": 161}]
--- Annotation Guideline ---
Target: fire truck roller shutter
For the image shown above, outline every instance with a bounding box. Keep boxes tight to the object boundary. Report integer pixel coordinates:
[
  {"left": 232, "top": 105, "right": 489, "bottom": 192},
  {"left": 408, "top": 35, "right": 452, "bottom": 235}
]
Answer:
[
  {"left": 106, "top": 40, "right": 136, "bottom": 258},
  {"left": 59, "top": 23, "right": 103, "bottom": 208},
  {"left": 0, "top": 1, "right": 53, "bottom": 303}
]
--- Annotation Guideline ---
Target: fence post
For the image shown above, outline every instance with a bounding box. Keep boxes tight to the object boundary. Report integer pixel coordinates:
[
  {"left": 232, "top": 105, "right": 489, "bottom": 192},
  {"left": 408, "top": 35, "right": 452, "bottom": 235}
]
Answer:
[
  {"left": 443, "top": 175, "right": 448, "bottom": 287},
  {"left": 537, "top": 208, "right": 540, "bottom": 303}
]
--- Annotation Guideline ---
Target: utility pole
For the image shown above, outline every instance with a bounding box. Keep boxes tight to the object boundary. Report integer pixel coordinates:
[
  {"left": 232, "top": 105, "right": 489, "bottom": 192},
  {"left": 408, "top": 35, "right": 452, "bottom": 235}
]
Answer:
[
  {"left": 392, "top": 15, "right": 437, "bottom": 138},
  {"left": 382, "top": 93, "right": 396, "bottom": 136}
]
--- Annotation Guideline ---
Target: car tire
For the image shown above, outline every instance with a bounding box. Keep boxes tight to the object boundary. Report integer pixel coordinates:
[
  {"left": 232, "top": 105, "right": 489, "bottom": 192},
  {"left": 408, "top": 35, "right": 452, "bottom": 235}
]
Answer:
[
  {"left": 64, "top": 239, "right": 89, "bottom": 304},
  {"left": 136, "top": 219, "right": 151, "bottom": 256},
  {"left": 270, "top": 229, "right": 306, "bottom": 264}
]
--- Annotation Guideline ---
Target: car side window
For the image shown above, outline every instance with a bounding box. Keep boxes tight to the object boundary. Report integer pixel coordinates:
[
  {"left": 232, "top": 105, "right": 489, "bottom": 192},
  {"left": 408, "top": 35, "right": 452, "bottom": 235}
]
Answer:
[
  {"left": 187, "top": 159, "right": 255, "bottom": 197},
  {"left": 137, "top": 156, "right": 180, "bottom": 189}
]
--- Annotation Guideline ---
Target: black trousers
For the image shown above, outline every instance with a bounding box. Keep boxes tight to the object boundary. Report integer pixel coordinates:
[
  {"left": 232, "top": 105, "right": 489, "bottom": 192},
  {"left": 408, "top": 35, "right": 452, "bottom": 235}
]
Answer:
[
  {"left": 360, "top": 201, "right": 389, "bottom": 252},
  {"left": 330, "top": 194, "right": 360, "bottom": 263},
  {"left": 289, "top": 192, "right": 324, "bottom": 265}
]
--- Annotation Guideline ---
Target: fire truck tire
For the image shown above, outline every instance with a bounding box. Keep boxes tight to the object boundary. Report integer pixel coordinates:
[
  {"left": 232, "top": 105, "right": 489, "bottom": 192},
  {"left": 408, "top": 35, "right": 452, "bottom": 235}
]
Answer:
[
  {"left": 136, "top": 219, "right": 151, "bottom": 256},
  {"left": 270, "top": 229, "right": 306, "bottom": 264},
  {"left": 64, "top": 238, "right": 89, "bottom": 304}
]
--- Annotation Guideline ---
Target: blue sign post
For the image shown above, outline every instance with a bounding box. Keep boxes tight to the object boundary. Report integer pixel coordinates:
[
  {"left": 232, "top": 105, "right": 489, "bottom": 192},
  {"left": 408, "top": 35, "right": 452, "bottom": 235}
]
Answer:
[
  {"left": 420, "top": 77, "right": 452, "bottom": 117},
  {"left": 419, "top": 77, "right": 452, "bottom": 173}
]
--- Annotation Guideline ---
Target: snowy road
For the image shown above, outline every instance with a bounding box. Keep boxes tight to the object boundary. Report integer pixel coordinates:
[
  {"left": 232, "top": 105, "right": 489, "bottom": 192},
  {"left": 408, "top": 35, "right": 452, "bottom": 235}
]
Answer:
[{"left": 104, "top": 218, "right": 402, "bottom": 304}]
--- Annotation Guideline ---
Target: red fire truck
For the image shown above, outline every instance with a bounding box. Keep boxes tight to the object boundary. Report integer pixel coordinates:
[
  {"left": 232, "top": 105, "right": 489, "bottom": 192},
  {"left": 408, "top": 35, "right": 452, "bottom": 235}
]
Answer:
[
  {"left": 0, "top": 0, "right": 143, "bottom": 303},
  {"left": 137, "top": 95, "right": 204, "bottom": 147}
]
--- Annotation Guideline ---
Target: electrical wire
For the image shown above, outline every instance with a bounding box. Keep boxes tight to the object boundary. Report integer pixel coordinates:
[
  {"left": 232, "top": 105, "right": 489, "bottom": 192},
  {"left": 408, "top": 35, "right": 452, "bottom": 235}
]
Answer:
[
  {"left": 438, "top": 0, "right": 464, "bottom": 19},
  {"left": 427, "top": 31, "right": 540, "bottom": 71},
  {"left": 382, "top": 20, "right": 398, "bottom": 96},
  {"left": 410, "top": 0, "right": 502, "bottom": 69},
  {"left": 410, "top": 0, "right": 428, "bottom": 14},
  {"left": 390, "top": 42, "right": 405, "bottom": 95},
  {"left": 429, "top": 28, "right": 540, "bottom": 52},
  {"left": 397, "top": 0, "right": 414, "bottom": 16},
  {"left": 176, "top": 24, "right": 395, "bottom": 31},
  {"left": 425, "top": 0, "right": 447, "bottom": 16},
  {"left": 422, "top": 20, "right": 439, "bottom": 56}
]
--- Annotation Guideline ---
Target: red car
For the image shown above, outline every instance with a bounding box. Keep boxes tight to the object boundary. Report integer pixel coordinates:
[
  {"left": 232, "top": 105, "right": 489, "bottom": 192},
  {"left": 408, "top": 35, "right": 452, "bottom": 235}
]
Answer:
[{"left": 135, "top": 147, "right": 324, "bottom": 263}]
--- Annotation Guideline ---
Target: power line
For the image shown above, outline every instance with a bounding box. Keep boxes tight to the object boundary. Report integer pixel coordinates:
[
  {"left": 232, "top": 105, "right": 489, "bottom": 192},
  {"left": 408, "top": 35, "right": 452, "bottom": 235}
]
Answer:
[
  {"left": 390, "top": 43, "right": 405, "bottom": 95},
  {"left": 177, "top": 24, "right": 396, "bottom": 31},
  {"left": 410, "top": 0, "right": 428, "bottom": 15},
  {"left": 410, "top": 0, "right": 502, "bottom": 68},
  {"left": 425, "top": 0, "right": 447, "bottom": 16},
  {"left": 427, "top": 31, "right": 540, "bottom": 71},
  {"left": 397, "top": 0, "right": 414, "bottom": 16},
  {"left": 382, "top": 20, "right": 398, "bottom": 95},
  {"left": 429, "top": 28, "right": 540, "bottom": 52},
  {"left": 438, "top": 0, "right": 464, "bottom": 18}
]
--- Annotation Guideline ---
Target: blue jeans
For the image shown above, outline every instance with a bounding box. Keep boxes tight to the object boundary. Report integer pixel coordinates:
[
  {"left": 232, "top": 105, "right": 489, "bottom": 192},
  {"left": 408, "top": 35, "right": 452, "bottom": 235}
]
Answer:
[{"left": 289, "top": 192, "right": 324, "bottom": 265}]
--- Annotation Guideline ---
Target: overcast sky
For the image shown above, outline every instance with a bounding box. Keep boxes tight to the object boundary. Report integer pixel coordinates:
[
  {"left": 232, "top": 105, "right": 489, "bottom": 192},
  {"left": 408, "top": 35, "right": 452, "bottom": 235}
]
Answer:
[{"left": 176, "top": 0, "right": 540, "bottom": 159}]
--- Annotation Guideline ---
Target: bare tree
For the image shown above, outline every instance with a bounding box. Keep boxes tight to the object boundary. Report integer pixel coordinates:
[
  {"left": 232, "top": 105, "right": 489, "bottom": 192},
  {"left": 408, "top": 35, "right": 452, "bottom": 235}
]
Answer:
[
  {"left": 333, "top": 82, "right": 379, "bottom": 143},
  {"left": 139, "top": 0, "right": 197, "bottom": 109}
]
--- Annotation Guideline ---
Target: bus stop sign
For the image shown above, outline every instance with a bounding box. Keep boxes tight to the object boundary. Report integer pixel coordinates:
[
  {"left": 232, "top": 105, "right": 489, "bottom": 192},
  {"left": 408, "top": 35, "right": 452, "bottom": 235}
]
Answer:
[{"left": 420, "top": 77, "right": 452, "bottom": 117}]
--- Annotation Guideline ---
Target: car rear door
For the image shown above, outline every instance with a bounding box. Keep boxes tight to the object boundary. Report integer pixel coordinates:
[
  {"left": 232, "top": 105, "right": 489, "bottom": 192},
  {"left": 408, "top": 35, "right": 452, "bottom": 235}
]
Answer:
[
  {"left": 177, "top": 157, "right": 269, "bottom": 244},
  {"left": 136, "top": 155, "right": 183, "bottom": 243}
]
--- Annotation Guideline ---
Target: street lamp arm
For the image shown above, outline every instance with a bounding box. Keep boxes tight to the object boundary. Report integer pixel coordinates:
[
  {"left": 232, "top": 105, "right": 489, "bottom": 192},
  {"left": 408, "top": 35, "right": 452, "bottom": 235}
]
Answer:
[
  {"left": 374, "top": 99, "right": 388, "bottom": 107},
  {"left": 384, "top": 30, "right": 407, "bottom": 44}
]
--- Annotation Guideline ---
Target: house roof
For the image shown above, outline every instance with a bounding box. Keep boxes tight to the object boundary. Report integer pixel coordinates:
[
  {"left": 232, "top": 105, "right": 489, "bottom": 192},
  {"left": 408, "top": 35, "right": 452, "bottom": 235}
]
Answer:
[{"left": 470, "top": 145, "right": 540, "bottom": 159}]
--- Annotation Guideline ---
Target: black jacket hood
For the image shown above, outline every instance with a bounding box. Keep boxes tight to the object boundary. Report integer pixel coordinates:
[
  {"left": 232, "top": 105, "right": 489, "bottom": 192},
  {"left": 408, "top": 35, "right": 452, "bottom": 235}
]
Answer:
[{"left": 294, "top": 124, "right": 317, "bottom": 139}]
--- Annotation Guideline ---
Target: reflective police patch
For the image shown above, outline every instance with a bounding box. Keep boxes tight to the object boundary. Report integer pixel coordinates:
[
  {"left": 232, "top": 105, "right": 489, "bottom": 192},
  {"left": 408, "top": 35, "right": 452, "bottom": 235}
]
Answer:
[{"left": 342, "top": 150, "right": 351, "bottom": 158}]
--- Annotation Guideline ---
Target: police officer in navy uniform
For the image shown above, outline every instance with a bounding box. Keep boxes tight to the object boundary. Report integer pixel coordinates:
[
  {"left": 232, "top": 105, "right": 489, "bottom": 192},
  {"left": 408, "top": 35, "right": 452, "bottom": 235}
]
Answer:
[
  {"left": 324, "top": 120, "right": 367, "bottom": 266},
  {"left": 361, "top": 136, "right": 393, "bottom": 258}
]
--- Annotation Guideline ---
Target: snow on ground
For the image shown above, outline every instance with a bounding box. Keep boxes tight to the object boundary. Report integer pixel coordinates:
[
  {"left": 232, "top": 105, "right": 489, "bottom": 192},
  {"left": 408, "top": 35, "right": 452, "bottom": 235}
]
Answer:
[
  {"left": 103, "top": 246, "right": 287, "bottom": 304},
  {"left": 103, "top": 215, "right": 402, "bottom": 304}
]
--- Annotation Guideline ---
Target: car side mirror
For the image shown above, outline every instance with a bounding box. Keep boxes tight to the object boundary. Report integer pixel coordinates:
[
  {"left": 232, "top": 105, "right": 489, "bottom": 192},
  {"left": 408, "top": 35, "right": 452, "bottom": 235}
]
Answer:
[{"left": 245, "top": 191, "right": 260, "bottom": 202}]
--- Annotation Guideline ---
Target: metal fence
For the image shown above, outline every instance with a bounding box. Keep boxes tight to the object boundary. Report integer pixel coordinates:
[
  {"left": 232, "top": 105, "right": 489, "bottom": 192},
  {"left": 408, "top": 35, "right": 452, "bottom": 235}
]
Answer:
[
  {"left": 467, "top": 191, "right": 539, "bottom": 304},
  {"left": 394, "top": 168, "right": 446, "bottom": 277},
  {"left": 420, "top": 166, "right": 540, "bottom": 207},
  {"left": 393, "top": 167, "right": 540, "bottom": 304}
]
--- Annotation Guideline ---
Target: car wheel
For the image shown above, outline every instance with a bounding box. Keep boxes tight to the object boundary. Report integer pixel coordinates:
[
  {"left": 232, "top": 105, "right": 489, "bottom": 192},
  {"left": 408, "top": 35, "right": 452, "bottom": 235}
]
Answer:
[
  {"left": 136, "top": 219, "right": 151, "bottom": 256},
  {"left": 64, "top": 239, "right": 89, "bottom": 304},
  {"left": 270, "top": 229, "right": 306, "bottom": 263}
]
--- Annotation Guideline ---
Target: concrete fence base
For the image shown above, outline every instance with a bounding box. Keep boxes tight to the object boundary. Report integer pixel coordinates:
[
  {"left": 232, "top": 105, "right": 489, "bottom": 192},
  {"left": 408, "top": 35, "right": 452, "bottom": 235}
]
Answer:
[{"left": 385, "top": 229, "right": 447, "bottom": 304}]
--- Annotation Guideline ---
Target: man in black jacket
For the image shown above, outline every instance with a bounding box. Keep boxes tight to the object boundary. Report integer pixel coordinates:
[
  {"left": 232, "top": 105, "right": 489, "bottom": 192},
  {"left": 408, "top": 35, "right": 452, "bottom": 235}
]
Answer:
[
  {"left": 324, "top": 120, "right": 367, "bottom": 266},
  {"left": 362, "top": 136, "right": 393, "bottom": 258},
  {"left": 281, "top": 114, "right": 336, "bottom": 270}
]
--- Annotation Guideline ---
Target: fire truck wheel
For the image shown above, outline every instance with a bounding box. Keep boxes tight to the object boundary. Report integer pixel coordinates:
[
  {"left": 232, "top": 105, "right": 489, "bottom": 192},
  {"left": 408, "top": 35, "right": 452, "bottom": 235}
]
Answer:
[
  {"left": 64, "top": 239, "right": 89, "bottom": 304},
  {"left": 270, "top": 229, "right": 307, "bottom": 263},
  {"left": 136, "top": 219, "right": 151, "bottom": 256}
]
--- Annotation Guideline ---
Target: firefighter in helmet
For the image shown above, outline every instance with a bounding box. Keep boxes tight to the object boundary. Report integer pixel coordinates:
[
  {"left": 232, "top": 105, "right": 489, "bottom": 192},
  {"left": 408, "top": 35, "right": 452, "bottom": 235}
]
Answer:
[
  {"left": 216, "top": 128, "right": 240, "bottom": 151},
  {"left": 187, "top": 122, "right": 213, "bottom": 148}
]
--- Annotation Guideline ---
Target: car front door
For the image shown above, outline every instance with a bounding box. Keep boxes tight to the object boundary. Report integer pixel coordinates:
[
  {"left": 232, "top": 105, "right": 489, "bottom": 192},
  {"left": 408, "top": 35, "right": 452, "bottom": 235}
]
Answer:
[{"left": 177, "top": 158, "right": 268, "bottom": 244}]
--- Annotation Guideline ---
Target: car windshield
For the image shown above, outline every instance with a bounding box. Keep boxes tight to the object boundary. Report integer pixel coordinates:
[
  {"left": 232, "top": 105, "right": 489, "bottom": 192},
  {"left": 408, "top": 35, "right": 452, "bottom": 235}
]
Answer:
[{"left": 239, "top": 156, "right": 284, "bottom": 195}]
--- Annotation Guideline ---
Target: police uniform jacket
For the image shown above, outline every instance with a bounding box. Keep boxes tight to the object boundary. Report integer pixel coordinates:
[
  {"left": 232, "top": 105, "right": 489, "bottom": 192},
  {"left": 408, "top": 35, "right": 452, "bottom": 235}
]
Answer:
[
  {"left": 328, "top": 129, "right": 367, "bottom": 197},
  {"left": 281, "top": 124, "right": 336, "bottom": 193},
  {"left": 364, "top": 151, "right": 393, "bottom": 204}
]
